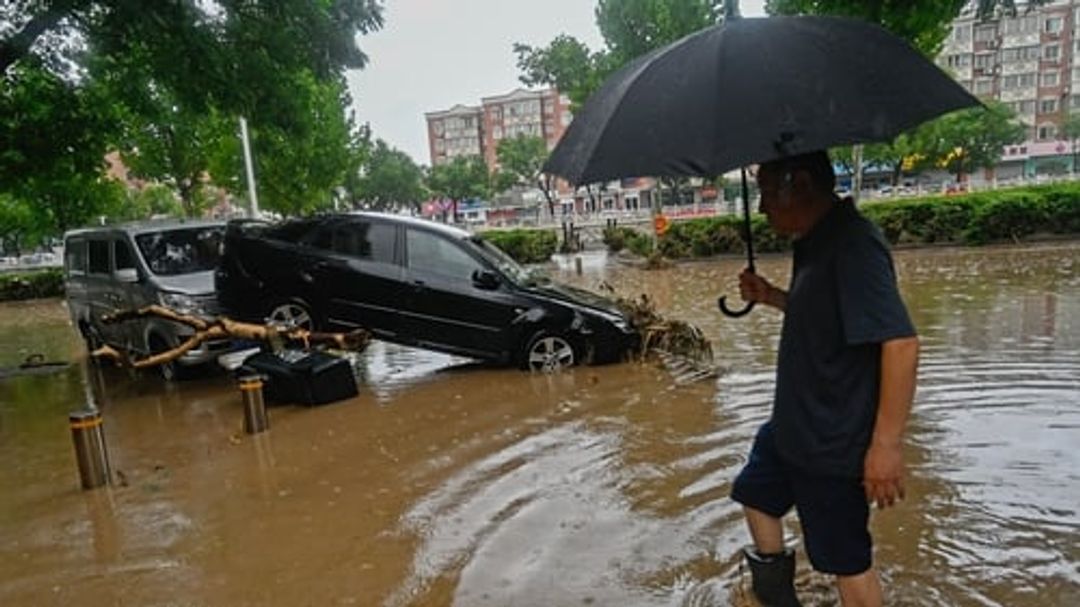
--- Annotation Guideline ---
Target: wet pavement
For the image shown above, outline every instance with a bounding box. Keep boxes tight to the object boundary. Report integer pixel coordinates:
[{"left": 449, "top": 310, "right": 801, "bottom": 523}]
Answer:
[{"left": 1, "top": 242, "right": 1078, "bottom": 606}]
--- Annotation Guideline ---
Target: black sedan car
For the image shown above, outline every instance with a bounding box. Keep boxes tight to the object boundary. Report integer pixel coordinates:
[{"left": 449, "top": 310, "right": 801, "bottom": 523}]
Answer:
[{"left": 215, "top": 213, "right": 638, "bottom": 371}]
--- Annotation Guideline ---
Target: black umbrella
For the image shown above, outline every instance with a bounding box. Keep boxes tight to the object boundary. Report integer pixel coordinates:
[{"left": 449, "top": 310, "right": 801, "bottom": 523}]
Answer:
[{"left": 543, "top": 16, "right": 980, "bottom": 316}]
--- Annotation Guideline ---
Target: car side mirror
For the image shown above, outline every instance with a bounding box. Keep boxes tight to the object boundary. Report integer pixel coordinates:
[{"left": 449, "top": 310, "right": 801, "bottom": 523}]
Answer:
[
  {"left": 472, "top": 269, "right": 501, "bottom": 290},
  {"left": 114, "top": 268, "right": 139, "bottom": 283}
]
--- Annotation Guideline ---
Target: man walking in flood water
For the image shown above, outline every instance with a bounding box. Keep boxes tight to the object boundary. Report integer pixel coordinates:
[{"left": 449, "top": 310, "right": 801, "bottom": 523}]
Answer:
[{"left": 731, "top": 151, "right": 920, "bottom": 607}]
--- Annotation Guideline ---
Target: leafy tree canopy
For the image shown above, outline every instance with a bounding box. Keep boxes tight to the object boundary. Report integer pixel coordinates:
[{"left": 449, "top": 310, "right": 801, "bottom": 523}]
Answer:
[
  {"left": 924, "top": 100, "right": 1025, "bottom": 179},
  {"left": 427, "top": 156, "right": 491, "bottom": 204},
  {"left": 354, "top": 140, "right": 426, "bottom": 211}
]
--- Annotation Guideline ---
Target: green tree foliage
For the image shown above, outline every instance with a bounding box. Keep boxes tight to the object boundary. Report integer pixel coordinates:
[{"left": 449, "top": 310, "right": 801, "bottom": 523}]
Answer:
[
  {"left": 0, "top": 194, "right": 38, "bottom": 255},
  {"left": 494, "top": 134, "right": 561, "bottom": 216},
  {"left": 923, "top": 101, "right": 1025, "bottom": 181},
  {"left": 2, "top": 1, "right": 384, "bottom": 229},
  {"left": 0, "top": 60, "right": 126, "bottom": 235},
  {"left": 514, "top": 0, "right": 724, "bottom": 109},
  {"left": 427, "top": 156, "right": 491, "bottom": 222},
  {"left": 96, "top": 44, "right": 232, "bottom": 218},
  {"left": 354, "top": 140, "right": 426, "bottom": 211},
  {"left": 596, "top": 0, "right": 719, "bottom": 64}
]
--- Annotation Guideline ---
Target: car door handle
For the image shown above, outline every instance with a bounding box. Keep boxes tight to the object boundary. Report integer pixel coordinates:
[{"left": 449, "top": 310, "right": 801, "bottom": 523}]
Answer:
[{"left": 412, "top": 280, "right": 426, "bottom": 292}]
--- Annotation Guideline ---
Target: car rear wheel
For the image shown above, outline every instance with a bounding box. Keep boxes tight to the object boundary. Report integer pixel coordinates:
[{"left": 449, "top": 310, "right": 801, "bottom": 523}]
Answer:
[
  {"left": 523, "top": 331, "right": 577, "bottom": 373},
  {"left": 267, "top": 300, "right": 315, "bottom": 331}
]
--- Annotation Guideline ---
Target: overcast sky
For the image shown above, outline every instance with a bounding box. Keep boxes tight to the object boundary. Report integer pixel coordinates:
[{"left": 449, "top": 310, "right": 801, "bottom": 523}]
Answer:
[{"left": 345, "top": 0, "right": 767, "bottom": 166}]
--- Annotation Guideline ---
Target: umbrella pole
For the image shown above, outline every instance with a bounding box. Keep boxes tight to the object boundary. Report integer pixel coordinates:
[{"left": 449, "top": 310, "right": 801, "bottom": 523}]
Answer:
[{"left": 717, "top": 167, "right": 756, "bottom": 317}]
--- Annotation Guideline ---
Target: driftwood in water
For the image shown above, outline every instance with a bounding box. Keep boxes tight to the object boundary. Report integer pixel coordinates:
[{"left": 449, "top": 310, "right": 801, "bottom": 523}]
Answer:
[{"left": 91, "top": 305, "right": 371, "bottom": 369}]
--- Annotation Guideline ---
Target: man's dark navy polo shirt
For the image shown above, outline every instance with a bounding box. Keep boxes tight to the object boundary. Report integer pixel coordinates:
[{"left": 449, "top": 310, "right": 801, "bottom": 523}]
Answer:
[{"left": 773, "top": 198, "right": 916, "bottom": 478}]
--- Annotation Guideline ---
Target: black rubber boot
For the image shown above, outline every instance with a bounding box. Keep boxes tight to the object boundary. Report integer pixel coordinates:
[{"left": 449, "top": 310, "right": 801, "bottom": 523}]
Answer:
[{"left": 743, "top": 547, "right": 802, "bottom": 607}]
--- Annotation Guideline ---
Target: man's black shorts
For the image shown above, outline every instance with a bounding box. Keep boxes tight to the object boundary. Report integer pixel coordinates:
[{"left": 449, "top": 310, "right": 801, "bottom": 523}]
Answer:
[{"left": 730, "top": 422, "right": 872, "bottom": 576}]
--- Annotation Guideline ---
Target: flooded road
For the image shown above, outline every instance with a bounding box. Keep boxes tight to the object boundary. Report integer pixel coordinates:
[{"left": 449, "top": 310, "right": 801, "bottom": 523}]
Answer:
[{"left": 1, "top": 243, "right": 1077, "bottom": 606}]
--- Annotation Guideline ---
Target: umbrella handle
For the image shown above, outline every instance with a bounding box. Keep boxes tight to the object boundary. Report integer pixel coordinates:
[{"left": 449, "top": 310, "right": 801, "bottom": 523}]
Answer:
[
  {"left": 717, "top": 296, "right": 755, "bottom": 317},
  {"left": 717, "top": 167, "right": 757, "bottom": 319}
]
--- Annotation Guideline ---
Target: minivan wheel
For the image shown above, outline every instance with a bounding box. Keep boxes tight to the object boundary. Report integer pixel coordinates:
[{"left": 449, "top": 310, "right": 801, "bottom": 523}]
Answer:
[
  {"left": 523, "top": 332, "right": 577, "bottom": 373},
  {"left": 148, "top": 334, "right": 180, "bottom": 382},
  {"left": 267, "top": 300, "right": 314, "bottom": 331},
  {"left": 79, "top": 322, "right": 103, "bottom": 354}
]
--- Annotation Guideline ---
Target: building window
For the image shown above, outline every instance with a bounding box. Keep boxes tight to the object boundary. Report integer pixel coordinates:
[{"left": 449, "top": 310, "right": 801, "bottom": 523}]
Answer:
[
  {"left": 954, "top": 24, "right": 972, "bottom": 43},
  {"left": 1004, "top": 15, "right": 1038, "bottom": 35},
  {"left": 1038, "top": 124, "right": 1057, "bottom": 140},
  {"left": 974, "top": 53, "right": 995, "bottom": 69},
  {"left": 975, "top": 25, "right": 997, "bottom": 42},
  {"left": 946, "top": 54, "right": 972, "bottom": 68},
  {"left": 1071, "top": 94, "right": 1080, "bottom": 109},
  {"left": 1044, "top": 16, "right": 1063, "bottom": 34},
  {"left": 1020, "top": 100, "right": 1037, "bottom": 114},
  {"left": 1042, "top": 71, "right": 1060, "bottom": 87},
  {"left": 974, "top": 79, "right": 993, "bottom": 95},
  {"left": 1044, "top": 44, "right": 1060, "bottom": 61},
  {"left": 1039, "top": 98, "right": 1058, "bottom": 113}
]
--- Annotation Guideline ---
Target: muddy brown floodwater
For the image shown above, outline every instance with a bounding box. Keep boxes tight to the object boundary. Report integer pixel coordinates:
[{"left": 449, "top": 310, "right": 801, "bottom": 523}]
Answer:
[{"left": 1, "top": 243, "right": 1078, "bottom": 607}]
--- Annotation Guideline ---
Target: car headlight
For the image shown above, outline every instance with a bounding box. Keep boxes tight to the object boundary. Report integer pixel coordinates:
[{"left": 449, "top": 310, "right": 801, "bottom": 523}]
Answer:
[{"left": 159, "top": 292, "right": 205, "bottom": 316}]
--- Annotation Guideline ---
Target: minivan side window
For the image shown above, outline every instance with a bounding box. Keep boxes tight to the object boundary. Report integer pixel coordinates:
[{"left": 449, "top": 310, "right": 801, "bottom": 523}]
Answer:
[
  {"left": 114, "top": 239, "right": 135, "bottom": 271},
  {"left": 314, "top": 221, "right": 395, "bottom": 263},
  {"left": 65, "top": 239, "right": 87, "bottom": 275},
  {"left": 88, "top": 240, "right": 110, "bottom": 275},
  {"left": 406, "top": 229, "right": 482, "bottom": 281}
]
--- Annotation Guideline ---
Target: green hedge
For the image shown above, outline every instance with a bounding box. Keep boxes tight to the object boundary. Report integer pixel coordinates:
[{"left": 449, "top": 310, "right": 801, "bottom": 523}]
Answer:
[
  {"left": 480, "top": 229, "right": 559, "bottom": 264},
  {"left": 610, "top": 184, "right": 1080, "bottom": 260},
  {"left": 0, "top": 268, "right": 65, "bottom": 302}
]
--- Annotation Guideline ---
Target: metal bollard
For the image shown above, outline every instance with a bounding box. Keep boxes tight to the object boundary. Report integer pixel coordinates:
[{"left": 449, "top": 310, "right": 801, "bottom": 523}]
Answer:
[
  {"left": 238, "top": 374, "right": 269, "bottom": 434},
  {"left": 69, "top": 408, "right": 112, "bottom": 490},
  {"left": 575, "top": 256, "right": 583, "bottom": 275}
]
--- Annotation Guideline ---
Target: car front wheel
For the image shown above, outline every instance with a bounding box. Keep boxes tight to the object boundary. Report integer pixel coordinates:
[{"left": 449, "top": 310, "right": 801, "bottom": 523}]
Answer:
[
  {"left": 523, "top": 331, "right": 577, "bottom": 372},
  {"left": 267, "top": 300, "right": 315, "bottom": 331}
]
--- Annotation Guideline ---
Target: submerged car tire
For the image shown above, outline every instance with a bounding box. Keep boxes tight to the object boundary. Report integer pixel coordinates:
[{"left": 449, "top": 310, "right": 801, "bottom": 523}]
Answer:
[
  {"left": 522, "top": 331, "right": 578, "bottom": 373},
  {"left": 148, "top": 333, "right": 186, "bottom": 382},
  {"left": 266, "top": 299, "right": 317, "bottom": 331},
  {"left": 79, "top": 321, "right": 104, "bottom": 354}
]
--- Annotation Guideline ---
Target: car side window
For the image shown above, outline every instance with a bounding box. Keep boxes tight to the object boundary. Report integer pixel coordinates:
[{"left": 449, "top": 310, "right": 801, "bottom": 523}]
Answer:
[
  {"left": 331, "top": 221, "right": 395, "bottom": 263},
  {"left": 65, "top": 239, "right": 86, "bottom": 275},
  {"left": 406, "top": 229, "right": 481, "bottom": 281},
  {"left": 114, "top": 239, "right": 135, "bottom": 271},
  {"left": 88, "top": 240, "right": 110, "bottom": 275}
]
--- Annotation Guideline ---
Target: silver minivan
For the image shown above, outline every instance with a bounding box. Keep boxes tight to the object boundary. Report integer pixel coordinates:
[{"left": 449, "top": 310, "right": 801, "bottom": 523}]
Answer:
[{"left": 63, "top": 220, "right": 230, "bottom": 380}]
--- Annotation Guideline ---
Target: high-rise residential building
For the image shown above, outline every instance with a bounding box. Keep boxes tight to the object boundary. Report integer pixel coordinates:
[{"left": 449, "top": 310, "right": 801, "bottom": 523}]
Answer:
[
  {"left": 939, "top": 0, "right": 1080, "bottom": 142},
  {"left": 424, "top": 104, "right": 484, "bottom": 167},
  {"left": 425, "top": 88, "right": 571, "bottom": 170}
]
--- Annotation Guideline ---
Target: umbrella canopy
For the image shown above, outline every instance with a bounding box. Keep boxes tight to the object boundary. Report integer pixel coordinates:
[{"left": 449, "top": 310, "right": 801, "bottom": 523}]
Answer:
[{"left": 544, "top": 16, "right": 980, "bottom": 184}]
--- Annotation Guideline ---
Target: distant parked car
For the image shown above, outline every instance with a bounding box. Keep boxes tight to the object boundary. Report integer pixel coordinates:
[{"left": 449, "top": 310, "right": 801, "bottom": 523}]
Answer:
[
  {"left": 216, "top": 213, "right": 639, "bottom": 371},
  {"left": 63, "top": 220, "right": 230, "bottom": 380}
]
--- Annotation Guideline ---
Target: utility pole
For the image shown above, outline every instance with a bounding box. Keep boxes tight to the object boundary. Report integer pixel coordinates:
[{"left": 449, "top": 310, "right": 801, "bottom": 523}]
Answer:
[{"left": 239, "top": 117, "right": 260, "bottom": 218}]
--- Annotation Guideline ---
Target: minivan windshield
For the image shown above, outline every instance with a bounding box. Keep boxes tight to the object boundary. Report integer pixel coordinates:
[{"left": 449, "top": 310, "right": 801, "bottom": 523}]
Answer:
[
  {"left": 469, "top": 237, "right": 542, "bottom": 286},
  {"left": 135, "top": 226, "right": 224, "bottom": 276}
]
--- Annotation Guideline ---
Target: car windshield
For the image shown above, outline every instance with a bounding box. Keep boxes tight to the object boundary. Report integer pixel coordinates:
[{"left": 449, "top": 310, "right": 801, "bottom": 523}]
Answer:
[
  {"left": 135, "top": 226, "right": 223, "bottom": 276},
  {"left": 469, "top": 237, "right": 544, "bottom": 286}
]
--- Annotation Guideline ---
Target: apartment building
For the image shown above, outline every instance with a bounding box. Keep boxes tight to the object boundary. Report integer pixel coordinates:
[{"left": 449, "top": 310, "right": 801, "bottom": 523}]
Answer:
[
  {"left": 424, "top": 104, "right": 484, "bottom": 167},
  {"left": 425, "top": 88, "right": 571, "bottom": 170},
  {"left": 939, "top": 0, "right": 1080, "bottom": 142}
]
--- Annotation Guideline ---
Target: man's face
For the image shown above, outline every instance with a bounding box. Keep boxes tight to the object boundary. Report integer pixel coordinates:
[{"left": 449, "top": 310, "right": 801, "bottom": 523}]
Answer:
[{"left": 756, "top": 167, "right": 803, "bottom": 236}]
